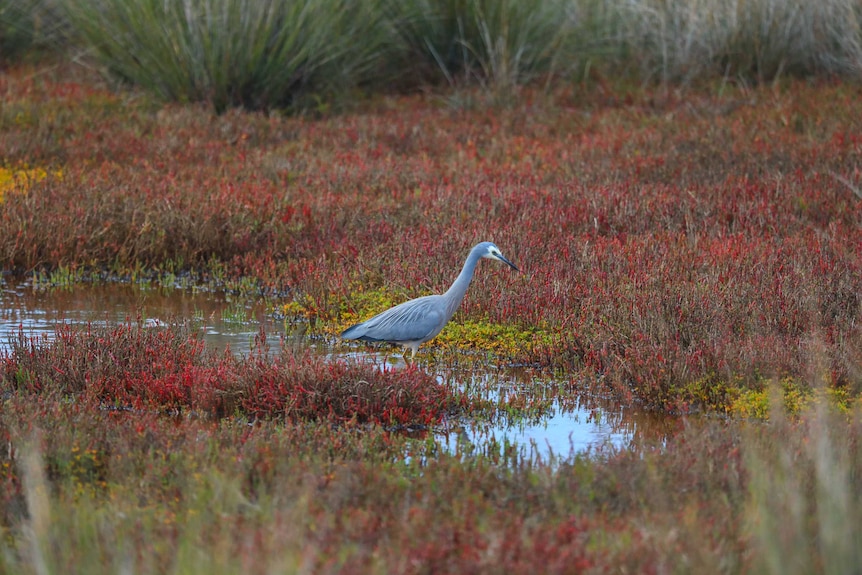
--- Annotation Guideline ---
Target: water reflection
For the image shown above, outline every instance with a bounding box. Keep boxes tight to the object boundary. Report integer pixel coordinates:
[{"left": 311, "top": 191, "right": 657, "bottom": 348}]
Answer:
[
  {"left": 1, "top": 277, "right": 282, "bottom": 356},
  {"left": 440, "top": 394, "right": 678, "bottom": 463},
  {"left": 0, "top": 278, "right": 677, "bottom": 459},
  {"left": 331, "top": 351, "right": 678, "bottom": 460},
  {"left": 442, "top": 368, "right": 674, "bottom": 460}
]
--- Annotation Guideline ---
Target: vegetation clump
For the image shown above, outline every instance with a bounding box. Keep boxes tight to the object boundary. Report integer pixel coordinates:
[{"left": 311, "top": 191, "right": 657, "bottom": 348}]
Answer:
[{"left": 2, "top": 322, "right": 457, "bottom": 426}]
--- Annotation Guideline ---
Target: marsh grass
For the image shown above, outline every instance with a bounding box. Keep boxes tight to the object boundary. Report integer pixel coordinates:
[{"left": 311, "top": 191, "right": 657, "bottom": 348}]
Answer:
[
  {"left": 2, "top": 7, "right": 861, "bottom": 572},
  {"left": 1, "top": 62, "right": 860, "bottom": 412},
  {"left": 9, "top": 443, "right": 310, "bottom": 574},
  {"left": 2, "top": 385, "right": 860, "bottom": 573}
]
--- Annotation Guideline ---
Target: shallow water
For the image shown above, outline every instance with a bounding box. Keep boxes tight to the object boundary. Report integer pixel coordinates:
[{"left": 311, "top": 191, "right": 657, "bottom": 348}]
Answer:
[
  {"left": 441, "top": 370, "right": 675, "bottom": 462},
  {"left": 0, "top": 278, "right": 281, "bottom": 356},
  {"left": 0, "top": 278, "right": 676, "bottom": 460}
]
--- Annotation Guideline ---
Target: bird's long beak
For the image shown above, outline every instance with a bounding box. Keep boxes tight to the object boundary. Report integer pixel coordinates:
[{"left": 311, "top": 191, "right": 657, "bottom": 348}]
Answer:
[{"left": 497, "top": 253, "right": 519, "bottom": 272}]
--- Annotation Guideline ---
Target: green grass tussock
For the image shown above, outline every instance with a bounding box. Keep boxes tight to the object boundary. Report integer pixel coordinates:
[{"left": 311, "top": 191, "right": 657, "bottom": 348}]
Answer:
[
  {"left": 384, "top": 0, "right": 574, "bottom": 89},
  {"left": 63, "top": 0, "right": 389, "bottom": 113},
  {"left": 0, "top": 0, "right": 67, "bottom": 65}
]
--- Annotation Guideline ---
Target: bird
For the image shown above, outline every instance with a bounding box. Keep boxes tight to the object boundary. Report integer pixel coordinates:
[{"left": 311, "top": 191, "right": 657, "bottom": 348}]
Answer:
[{"left": 341, "top": 242, "right": 519, "bottom": 361}]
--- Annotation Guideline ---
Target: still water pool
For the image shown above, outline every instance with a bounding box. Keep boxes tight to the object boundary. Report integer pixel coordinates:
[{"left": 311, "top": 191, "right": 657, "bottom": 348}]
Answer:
[{"left": 1, "top": 277, "right": 676, "bottom": 461}]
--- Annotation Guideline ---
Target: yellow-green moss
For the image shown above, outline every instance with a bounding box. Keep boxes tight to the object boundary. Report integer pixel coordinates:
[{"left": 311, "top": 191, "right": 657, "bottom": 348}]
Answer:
[
  {"left": 676, "top": 374, "right": 859, "bottom": 419},
  {"left": 0, "top": 165, "right": 59, "bottom": 202},
  {"left": 731, "top": 388, "right": 771, "bottom": 419},
  {"left": 435, "top": 319, "right": 554, "bottom": 357},
  {"left": 677, "top": 373, "right": 746, "bottom": 414},
  {"left": 280, "top": 293, "right": 326, "bottom": 322},
  {"left": 729, "top": 377, "right": 855, "bottom": 419}
]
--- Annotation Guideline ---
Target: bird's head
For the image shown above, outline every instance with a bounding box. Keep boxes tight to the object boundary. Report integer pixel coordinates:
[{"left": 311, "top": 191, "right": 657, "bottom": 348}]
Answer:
[{"left": 479, "top": 242, "right": 519, "bottom": 271}]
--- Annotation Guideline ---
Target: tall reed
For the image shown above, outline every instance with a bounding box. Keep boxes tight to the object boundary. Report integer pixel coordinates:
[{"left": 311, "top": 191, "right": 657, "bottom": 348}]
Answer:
[
  {"left": 746, "top": 398, "right": 862, "bottom": 574},
  {"left": 618, "top": 0, "right": 862, "bottom": 83}
]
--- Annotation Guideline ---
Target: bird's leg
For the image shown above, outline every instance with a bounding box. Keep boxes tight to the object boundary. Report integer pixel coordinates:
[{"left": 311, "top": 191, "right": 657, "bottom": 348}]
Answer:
[{"left": 401, "top": 345, "right": 418, "bottom": 367}]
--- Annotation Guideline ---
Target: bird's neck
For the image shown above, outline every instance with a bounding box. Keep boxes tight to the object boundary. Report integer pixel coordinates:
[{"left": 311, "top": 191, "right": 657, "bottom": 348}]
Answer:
[{"left": 443, "top": 251, "right": 481, "bottom": 319}]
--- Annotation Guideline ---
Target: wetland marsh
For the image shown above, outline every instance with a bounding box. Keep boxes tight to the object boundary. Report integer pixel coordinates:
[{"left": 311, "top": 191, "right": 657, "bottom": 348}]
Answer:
[{"left": 2, "top": 0, "right": 862, "bottom": 569}]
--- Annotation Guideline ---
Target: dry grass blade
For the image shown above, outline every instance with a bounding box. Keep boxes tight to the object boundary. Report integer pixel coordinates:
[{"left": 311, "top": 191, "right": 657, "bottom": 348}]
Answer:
[{"left": 827, "top": 170, "right": 862, "bottom": 201}]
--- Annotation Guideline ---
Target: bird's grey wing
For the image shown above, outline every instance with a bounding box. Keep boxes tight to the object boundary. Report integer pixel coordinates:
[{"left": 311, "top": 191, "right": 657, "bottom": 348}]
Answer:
[{"left": 348, "top": 295, "right": 445, "bottom": 343}]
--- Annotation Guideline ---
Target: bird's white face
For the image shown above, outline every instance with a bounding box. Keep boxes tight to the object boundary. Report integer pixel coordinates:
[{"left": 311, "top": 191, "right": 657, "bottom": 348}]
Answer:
[
  {"left": 483, "top": 244, "right": 519, "bottom": 271},
  {"left": 484, "top": 244, "right": 503, "bottom": 260}
]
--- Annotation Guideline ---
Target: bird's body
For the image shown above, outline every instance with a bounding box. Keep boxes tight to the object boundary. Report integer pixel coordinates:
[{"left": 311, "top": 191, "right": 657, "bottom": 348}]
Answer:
[{"left": 341, "top": 242, "right": 519, "bottom": 358}]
